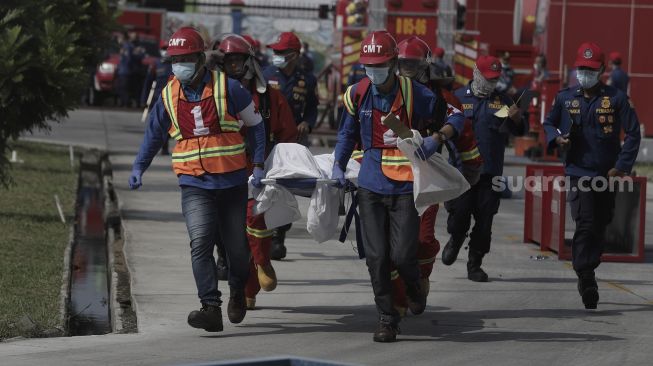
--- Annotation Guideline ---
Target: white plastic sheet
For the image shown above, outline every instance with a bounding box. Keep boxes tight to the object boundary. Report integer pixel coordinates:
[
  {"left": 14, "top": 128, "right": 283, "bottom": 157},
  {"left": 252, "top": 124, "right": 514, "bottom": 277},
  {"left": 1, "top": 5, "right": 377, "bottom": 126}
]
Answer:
[{"left": 397, "top": 130, "right": 471, "bottom": 216}]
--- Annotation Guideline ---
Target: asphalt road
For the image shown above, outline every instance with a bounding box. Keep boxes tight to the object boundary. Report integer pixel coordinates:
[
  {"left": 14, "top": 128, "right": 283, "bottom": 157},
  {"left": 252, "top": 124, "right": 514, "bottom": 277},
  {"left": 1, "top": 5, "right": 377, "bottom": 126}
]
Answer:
[{"left": 2, "top": 108, "right": 653, "bottom": 366}]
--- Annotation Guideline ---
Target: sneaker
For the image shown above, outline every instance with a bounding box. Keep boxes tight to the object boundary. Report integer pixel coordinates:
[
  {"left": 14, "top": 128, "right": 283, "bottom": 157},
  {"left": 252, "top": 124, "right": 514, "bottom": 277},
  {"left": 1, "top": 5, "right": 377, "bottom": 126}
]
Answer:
[
  {"left": 467, "top": 250, "right": 489, "bottom": 282},
  {"left": 441, "top": 237, "right": 464, "bottom": 265},
  {"left": 257, "top": 263, "right": 277, "bottom": 292},
  {"left": 227, "top": 287, "right": 247, "bottom": 324},
  {"left": 187, "top": 304, "right": 223, "bottom": 332},
  {"left": 577, "top": 271, "right": 599, "bottom": 309},
  {"left": 373, "top": 322, "right": 400, "bottom": 343},
  {"left": 216, "top": 255, "right": 228, "bottom": 281}
]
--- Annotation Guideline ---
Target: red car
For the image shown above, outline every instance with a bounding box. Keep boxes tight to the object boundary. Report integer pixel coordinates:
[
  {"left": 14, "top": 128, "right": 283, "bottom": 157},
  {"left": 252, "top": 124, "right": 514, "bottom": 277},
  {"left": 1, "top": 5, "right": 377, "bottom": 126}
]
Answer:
[{"left": 89, "top": 33, "right": 160, "bottom": 106}]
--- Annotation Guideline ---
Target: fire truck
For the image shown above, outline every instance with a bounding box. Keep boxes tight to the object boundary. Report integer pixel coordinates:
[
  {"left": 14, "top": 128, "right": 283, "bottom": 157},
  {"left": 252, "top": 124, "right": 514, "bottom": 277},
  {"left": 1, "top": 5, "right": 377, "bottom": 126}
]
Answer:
[{"left": 330, "top": 0, "right": 651, "bottom": 157}]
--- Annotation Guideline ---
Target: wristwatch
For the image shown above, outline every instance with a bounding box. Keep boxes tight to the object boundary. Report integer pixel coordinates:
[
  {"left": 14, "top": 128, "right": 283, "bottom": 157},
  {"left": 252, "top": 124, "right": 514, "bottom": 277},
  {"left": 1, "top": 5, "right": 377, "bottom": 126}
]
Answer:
[{"left": 252, "top": 162, "right": 264, "bottom": 168}]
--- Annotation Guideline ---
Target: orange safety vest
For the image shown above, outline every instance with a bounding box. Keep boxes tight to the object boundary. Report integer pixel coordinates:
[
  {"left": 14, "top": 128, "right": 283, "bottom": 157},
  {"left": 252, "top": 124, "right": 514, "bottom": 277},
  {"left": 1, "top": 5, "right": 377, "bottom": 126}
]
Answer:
[
  {"left": 343, "top": 76, "right": 414, "bottom": 182},
  {"left": 161, "top": 70, "right": 246, "bottom": 176}
]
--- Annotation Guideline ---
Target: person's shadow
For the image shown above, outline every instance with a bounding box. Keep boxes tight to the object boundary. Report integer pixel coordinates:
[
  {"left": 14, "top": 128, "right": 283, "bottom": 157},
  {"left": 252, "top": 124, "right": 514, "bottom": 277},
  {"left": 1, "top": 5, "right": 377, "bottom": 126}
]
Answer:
[{"left": 203, "top": 301, "right": 653, "bottom": 343}]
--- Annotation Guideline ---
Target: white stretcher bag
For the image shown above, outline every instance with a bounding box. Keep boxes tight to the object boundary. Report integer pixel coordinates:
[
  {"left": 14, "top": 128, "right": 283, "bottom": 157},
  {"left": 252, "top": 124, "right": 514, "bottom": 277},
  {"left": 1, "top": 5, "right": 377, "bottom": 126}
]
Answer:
[
  {"left": 397, "top": 130, "right": 471, "bottom": 216},
  {"left": 251, "top": 143, "right": 346, "bottom": 243}
]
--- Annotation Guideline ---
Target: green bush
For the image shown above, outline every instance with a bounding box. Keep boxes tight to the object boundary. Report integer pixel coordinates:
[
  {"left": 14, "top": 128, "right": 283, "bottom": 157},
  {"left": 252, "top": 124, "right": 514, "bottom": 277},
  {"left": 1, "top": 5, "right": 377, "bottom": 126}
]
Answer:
[{"left": 0, "top": 0, "right": 115, "bottom": 187}]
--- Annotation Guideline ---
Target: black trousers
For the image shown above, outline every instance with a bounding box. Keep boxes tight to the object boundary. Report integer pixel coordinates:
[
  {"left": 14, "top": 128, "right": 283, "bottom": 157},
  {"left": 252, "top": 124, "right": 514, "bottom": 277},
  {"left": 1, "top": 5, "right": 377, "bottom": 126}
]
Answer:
[
  {"left": 357, "top": 188, "right": 420, "bottom": 325},
  {"left": 568, "top": 176, "right": 616, "bottom": 273},
  {"left": 445, "top": 174, "right": 502, "bottom": 255}
]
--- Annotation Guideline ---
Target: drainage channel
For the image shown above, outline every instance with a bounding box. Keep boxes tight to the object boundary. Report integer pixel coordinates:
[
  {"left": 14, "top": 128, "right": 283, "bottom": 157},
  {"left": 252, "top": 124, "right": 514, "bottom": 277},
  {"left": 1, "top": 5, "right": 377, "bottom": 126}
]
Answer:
[{"left": 66, "top": 151, "right": 112, "bottom": 336}]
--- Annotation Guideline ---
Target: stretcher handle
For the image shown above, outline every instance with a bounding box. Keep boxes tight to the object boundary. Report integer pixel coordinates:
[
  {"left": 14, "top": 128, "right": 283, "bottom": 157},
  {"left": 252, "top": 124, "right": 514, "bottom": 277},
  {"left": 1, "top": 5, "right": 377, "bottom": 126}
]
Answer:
[{"left": 260, "top": 178, "right": 338, "bottom": 185}]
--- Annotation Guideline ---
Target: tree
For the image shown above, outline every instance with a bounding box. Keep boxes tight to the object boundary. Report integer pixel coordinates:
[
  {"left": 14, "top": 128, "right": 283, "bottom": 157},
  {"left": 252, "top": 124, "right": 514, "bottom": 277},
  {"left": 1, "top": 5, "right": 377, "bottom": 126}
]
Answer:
[{"left": 0, "top": 0, "right": 116, "bottom": 186}]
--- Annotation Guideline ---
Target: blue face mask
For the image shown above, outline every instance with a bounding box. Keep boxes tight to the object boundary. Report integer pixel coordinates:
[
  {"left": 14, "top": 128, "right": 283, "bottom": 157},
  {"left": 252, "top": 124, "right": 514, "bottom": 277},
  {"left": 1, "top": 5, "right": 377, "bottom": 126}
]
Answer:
[
  {"left": 172, "top": 62, "right": 197, "bottom": 84},
  {"left": 576, "top": 69, "right": 600, "bottom": 89},
  {"left": 365, "top": 66, "right": 390, "bottom": 85},
  {"left": 272, "top": 55, "right": 289, "bottom": 68}
]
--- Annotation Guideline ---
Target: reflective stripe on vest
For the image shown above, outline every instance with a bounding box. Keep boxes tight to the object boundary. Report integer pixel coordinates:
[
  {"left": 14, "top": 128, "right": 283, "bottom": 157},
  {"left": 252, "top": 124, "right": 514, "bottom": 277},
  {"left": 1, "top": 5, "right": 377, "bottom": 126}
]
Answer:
[
  {"left": 379, "top": 76, "right": 413, "bottom": 182},
  {"left": 460, "top": 146, "right": 481, "bottom": 162},
  {"left": 246, "top": 226, "right": 274, "bottom": 239},
  {"left": 161, "top": 70, "right": 246, "bottom": 176},
  {"left": 351, "top": 149, "right": 364, "bottom": 162}
]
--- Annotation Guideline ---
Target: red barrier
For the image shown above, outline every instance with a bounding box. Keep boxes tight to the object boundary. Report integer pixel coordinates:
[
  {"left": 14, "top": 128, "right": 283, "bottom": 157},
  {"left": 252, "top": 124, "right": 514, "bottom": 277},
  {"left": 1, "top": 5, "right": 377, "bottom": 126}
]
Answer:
[{"left": 525, "top": 163, "right": 647, "bottom": 262}]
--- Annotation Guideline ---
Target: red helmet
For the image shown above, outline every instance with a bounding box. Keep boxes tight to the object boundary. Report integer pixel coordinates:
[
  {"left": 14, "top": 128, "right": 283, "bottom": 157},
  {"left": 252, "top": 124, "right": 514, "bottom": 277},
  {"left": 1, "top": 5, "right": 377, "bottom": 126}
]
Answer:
[
  {"left": 241, "top": 34, "right": 260, "bottom": 49},
  {"left": 219, "top": 34, "right": 254, "bottom": 56},
  {"left": 397, "top": 36, "right": 431, "bottom": 61},
  {"left": 359, "top": 30, "right": 398, "bottom": 65},
  {"left": 433, "top": 47, "right": 445, "bottom": 58},
  {"left": 167, "top": 27, "right": 205, "bottom": 56}
]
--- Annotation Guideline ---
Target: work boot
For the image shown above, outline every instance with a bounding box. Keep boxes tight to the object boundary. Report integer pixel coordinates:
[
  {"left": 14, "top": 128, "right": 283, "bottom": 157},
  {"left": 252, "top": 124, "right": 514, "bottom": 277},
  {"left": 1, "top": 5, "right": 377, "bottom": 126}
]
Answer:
[
  {"left": 577, "top": 271, "right": 599, "bottom": 309},
  {"left": 257, "top": 263, "right": 277, "bottom": 292},
  {"left": 216, "top": 255, "right": 228, "bottom": 281},
  {"left": 270, "top": 231, "right": 287, "bottom": 260},
  {"left": 467, "top": 250, "right": 489, "bottom": 282},
  {"left": 227, "top": 287, "right": 247, "bottom": 324},
  {"left": 373, "top": 322, "right": 400, "bottom": 343},
  {"left": 441, "top": 237, "right": 465, "bottom": 265},
  {"left": 187, "top": 304, "right": 223, "bottom": 332},
  {"left": 420, "top": 277, "right": 431, "bottom": 298},
  {"left": 245, "top": 297, "right": 256, "bottom": 310},
  {"left": 405, "top": 282, "right": 427, "bottom": 315}
]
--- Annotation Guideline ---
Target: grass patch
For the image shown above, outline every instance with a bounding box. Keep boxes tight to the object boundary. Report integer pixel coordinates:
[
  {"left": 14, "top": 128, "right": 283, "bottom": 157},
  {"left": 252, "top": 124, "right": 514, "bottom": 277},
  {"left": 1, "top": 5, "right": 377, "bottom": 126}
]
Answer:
[{"left": 0, "top": 141, "right": 78, "bottom": 340}]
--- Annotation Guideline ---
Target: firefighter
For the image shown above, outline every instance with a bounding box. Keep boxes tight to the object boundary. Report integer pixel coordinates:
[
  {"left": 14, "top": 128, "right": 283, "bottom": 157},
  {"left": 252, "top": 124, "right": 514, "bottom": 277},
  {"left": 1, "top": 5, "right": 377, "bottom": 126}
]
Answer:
[
  {"left": 263, "top": 31, "right": 319, "bottom": 260},
  {"left": 140, "top": 39, "right": 173, "bottom": 155},
  {"left": 393, "top": 36, "right": 480, "bottom": 313},
  {"left": 444, "top": 55, "right": 528, "bottom": 282},
  {"left": 218, "top": 34, "right": 298, "bottom": 310},
  {"left": 128, "top": 27, "right": 266, "bottom": 332},
  {"left": 607, "top": 51, "right": 630, "bottom": 94},
  {"left": 543, "top": 42, "right": 640, "bottom": 309},
  {"left": 333, "top": 30, "right": 446, "bottom": 342}
]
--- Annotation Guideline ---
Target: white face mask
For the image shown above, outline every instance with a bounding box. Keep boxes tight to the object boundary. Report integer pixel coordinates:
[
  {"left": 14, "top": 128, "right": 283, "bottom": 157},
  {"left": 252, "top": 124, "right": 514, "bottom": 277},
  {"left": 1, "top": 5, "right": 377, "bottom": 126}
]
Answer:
[
  {"left": 160, "top": 50, "right": 167, "bottom": 58},
  {"left": 172, "top": 62, "right": 197, "bottom": 84},
  {"left": 365, "top": 66, "right": 391, "bottom": 85},
  {"left": 576, "top": 69, "right": 600, "bottom": 89},
  {"left": 272, "top": 55, "right": 289, "bottom": 68}
]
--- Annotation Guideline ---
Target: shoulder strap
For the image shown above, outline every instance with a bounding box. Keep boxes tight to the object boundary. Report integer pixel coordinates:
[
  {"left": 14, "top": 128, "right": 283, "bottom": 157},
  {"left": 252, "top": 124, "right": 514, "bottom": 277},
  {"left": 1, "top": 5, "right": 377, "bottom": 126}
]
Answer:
[{"left": 343, "top": 78, "right": 371, "bottom": 117}]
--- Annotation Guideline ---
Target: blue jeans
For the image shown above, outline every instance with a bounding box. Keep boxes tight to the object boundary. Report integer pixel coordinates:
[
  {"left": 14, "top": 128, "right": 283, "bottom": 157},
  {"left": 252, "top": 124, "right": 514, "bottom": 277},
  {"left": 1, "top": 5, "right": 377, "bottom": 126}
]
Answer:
[{"left": 181, "top": 184, "right": 250, "bottom": 306}]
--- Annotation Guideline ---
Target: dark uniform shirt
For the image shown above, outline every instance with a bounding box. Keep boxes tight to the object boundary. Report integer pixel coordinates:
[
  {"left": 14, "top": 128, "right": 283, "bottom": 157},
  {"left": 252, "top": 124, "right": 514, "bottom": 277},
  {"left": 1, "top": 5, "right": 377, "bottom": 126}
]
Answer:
[
  {"left": 609, "top": 67, "right": 630, "bottom": 94},
  {"left": 543, "top": 84, "right": 640, "bottom": 177},
  {"left": 454, "top": 83, "right": 528, "bottom": 176},
  {"left": 263, "top": 65, "right": 318, "bottom": 128}
]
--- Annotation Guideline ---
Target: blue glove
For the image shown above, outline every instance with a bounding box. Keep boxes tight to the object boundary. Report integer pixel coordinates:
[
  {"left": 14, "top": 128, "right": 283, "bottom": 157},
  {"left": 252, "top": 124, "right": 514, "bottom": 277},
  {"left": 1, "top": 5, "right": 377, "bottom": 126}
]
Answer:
[
  {"left": 414, "top": 136, "right": 439, "bottom": 161},
  {"left": 252, "top": 166, "right": 265, "bottom": 188},
  {"left": 331, "top": 162, "right": 346, "bottom": 188},
  {"left": 128, "top": 169, "right": 143, "bottom": 190}
]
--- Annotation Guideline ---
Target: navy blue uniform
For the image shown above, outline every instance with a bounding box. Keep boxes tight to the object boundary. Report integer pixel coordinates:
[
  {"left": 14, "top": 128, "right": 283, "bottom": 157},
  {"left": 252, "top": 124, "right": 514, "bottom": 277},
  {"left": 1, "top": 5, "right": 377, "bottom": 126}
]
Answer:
[
  {"left": 141, "top": 58, "right": 172, "bottom": 108},
  {"left": 609, "top": 67, "right": 630, "bottom": 94},
  {"left": 446, "top": 83, "right": 528, "bottom": 256},
  {"left": 263, "top": 65, "right": 318, "bottom": 130},
  {"left": 543, "top": 84, "right": 640, "bottom": 273}
]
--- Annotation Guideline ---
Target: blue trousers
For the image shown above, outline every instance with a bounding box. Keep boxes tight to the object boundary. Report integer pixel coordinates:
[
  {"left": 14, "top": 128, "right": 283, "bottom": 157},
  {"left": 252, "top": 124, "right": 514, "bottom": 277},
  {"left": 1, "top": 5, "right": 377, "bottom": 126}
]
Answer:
[{"left": 181, "top": 184, "right": 250, "bottom": 306}]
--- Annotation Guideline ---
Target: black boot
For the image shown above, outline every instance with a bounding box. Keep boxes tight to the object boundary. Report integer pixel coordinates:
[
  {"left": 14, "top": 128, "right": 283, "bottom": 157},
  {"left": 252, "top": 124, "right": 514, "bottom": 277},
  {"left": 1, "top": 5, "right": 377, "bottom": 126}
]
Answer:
[
  {"left": 227, "top": 287, "right": 247, "bottom": 324},
  {"left": 405, "top": 282, "right": 427, "bottom": 315},
  {"left": 577, "top": 270, "right": 599, "bottom": 309},
  {"left": 216, "top": 255, "right": 228, "bottom": 281},
  {"left": 270, "top": 229, "right": 287, "bottom": 260},
  {"left": 373, "top": 322, "right": 400, "bottom": 343},
  {"left": 441, "top": 237, "right": 465, "bottom": 265},
  {"left": 467, "top": 250, "right": 489, "bottom": 282},
  {"left": 187, "top": 304, "right": 223, "bottom": 332}
]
